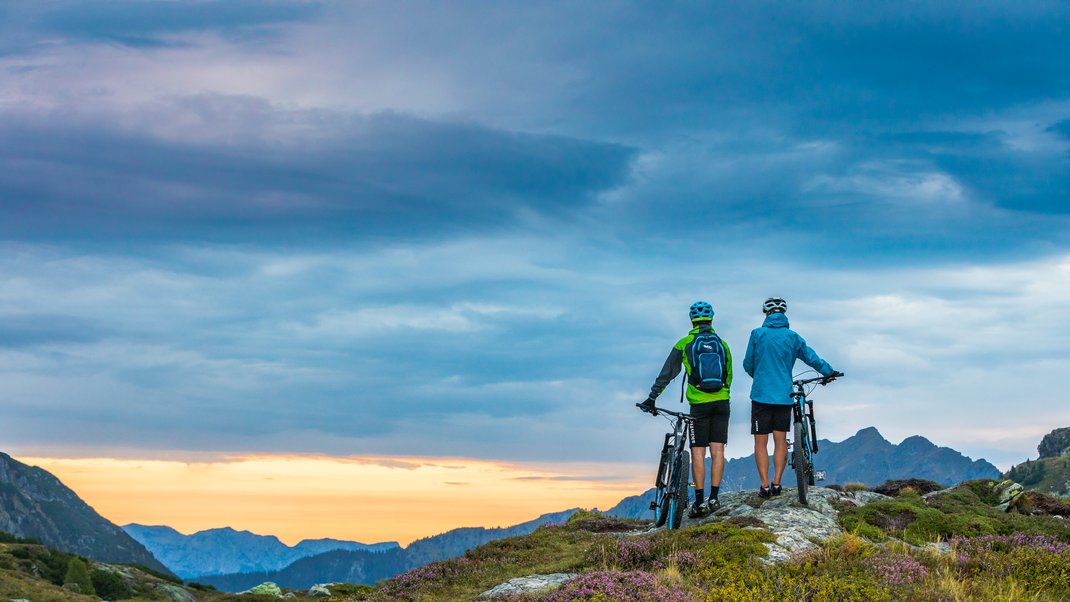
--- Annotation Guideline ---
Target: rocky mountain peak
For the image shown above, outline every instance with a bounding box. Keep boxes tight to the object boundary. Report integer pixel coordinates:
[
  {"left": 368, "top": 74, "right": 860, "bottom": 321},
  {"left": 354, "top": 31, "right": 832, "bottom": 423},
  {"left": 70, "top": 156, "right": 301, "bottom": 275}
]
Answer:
[
  {"left": 1038, "top": 426, "right": 1070, "bottom": 459},
  {"left": 850, "top": 426, "right": 888, "bottom": 443},
  {"left": 898, "top": 435, "right": 937, "bottom": 453}
]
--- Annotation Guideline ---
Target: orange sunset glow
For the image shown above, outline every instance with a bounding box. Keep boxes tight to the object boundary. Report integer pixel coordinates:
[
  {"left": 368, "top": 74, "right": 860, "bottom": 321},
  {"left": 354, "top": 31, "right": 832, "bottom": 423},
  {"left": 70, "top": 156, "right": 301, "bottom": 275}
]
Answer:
[{"left": 22, "top": 454, "right": 649, "bottom": 546}]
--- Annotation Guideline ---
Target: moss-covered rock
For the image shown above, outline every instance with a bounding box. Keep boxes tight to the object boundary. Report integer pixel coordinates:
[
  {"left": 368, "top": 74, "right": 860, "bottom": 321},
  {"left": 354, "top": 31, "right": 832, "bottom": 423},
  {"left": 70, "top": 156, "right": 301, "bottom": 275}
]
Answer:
[{"left": 872, "top": 479, "right": 944, "bottom": 497}]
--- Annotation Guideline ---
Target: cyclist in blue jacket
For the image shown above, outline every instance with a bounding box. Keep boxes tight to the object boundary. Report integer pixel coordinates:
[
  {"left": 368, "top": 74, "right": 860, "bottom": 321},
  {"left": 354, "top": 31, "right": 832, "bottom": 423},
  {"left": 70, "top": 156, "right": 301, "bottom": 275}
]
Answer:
[{"left": 743, "top": 297, "right": 838, "bottom": 498}]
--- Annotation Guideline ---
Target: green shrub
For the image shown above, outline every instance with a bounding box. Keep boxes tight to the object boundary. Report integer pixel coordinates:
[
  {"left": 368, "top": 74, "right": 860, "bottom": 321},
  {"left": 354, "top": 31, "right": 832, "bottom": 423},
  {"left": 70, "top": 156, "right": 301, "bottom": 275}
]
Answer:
[
  {"left": 324, "top": 582, "right": 375, "bottom": 596},
  {"left": 92, "top": 568, "right": 134, "bottom": 600},
  {"left": 564, "top": 510, "right": 643, "bottom": 533},
  {"left": 670, "top": 521, "right": 774, "bottom": 567},
  {"left": 841, "top": 484, "right": 1070, "bottom": 546},
  {"left": 63, "top": 556, "right": 95, "bottom": 595},
  {"left": 8, "top": 544, "right": 79, "bottom": 585},
  {"left": 0, "top": 531, "right": 39, "bottom": 544}
]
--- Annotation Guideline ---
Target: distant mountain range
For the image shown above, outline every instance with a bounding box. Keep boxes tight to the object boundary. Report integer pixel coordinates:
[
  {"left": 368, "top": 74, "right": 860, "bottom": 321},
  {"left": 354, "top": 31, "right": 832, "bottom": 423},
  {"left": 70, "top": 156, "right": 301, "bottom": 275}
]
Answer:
[
  {"left": 192, "top": 509, "right": 577, "bottom": 591},
  {"left": 0, "top": 452, "right": 170, "bottom": 575},
  {"left": 0, "top": 426, "right": 1004, "bottom": 592},
  {"left": 122, "top": 524, "right": 399, "bottom": 579},
  {"left": 606, "top": 427, "right": 1000, "bottom": 519}
]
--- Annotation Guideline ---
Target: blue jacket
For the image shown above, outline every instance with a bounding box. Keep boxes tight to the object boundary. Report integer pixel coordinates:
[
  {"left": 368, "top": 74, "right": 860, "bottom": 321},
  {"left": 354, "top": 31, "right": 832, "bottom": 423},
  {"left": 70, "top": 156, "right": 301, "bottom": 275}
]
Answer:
[{"left": 743, "top": 312, "right": 835, "bottom": 406}]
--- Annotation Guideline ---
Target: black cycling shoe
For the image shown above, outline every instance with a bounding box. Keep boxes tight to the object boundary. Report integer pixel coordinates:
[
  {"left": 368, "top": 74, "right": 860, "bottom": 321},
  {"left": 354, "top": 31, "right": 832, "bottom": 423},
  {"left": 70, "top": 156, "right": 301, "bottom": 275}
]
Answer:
[
  {"left": 771, "top": 483, "right": 783, "bottom": 496},
  {"left": 758, "top": 486, "right": 772, "bottom": 499},
  {"left": 687, "top": 501, "right": 707, "bottom": 519},
  {"left": 704, "top": 499, "right": 721, "bottom": 513}
]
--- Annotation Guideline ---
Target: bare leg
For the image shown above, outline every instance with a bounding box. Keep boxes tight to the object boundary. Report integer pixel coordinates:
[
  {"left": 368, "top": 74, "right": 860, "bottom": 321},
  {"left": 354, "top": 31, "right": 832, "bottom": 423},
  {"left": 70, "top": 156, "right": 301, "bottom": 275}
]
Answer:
[
  {"left": 753, "top": 434, "right": 770, "bottom": 488},
  {"left": 690, "top": 447, "right": 706, "bottom": 495},
  {"left": 772, "top": 430, "right": 789, "bottom": 485},
  {"left": 709, "top": 443, "right": 725, "bottom": 487}
]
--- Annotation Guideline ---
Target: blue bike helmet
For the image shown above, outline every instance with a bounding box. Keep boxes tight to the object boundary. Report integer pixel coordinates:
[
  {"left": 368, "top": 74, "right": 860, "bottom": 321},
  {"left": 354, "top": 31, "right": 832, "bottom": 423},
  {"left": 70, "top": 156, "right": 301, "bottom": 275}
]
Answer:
[{"left": 689, "top": 301, "right": 714, "bottom": 322}]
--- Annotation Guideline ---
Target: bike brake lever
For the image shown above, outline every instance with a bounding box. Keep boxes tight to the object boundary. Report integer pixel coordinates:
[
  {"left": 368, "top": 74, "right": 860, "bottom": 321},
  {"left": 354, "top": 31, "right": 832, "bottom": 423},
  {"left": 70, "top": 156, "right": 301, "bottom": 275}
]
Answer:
[{"left": 635, "top": 403, "right": 658, "bottom": 417}]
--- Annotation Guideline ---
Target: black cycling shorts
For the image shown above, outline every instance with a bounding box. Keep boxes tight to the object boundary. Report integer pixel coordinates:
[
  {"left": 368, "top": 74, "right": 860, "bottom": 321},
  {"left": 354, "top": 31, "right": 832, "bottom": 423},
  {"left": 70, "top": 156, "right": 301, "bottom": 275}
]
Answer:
[
  {"left": 751, "top": 401, "right": 792, "bottom": 435},
  {"left": 689, "top": 401, "right": 730, "bottom": 446}
]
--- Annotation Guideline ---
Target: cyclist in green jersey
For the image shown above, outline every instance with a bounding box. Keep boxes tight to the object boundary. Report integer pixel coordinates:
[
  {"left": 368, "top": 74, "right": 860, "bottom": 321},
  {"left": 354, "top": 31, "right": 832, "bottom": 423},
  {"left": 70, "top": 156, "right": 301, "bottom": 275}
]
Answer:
[{"left": 640, "top": 301, "right": 732, "bottom": 517}]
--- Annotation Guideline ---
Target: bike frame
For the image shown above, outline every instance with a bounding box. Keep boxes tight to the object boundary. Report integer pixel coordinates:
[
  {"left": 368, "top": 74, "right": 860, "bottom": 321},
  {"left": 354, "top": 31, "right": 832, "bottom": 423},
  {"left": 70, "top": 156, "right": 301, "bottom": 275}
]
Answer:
[
  {"left": 791, "top": 379, "right": 821, "bottom": 477},
  {"left": 789, "top": 373, "right": 842, "bottom": 503}
]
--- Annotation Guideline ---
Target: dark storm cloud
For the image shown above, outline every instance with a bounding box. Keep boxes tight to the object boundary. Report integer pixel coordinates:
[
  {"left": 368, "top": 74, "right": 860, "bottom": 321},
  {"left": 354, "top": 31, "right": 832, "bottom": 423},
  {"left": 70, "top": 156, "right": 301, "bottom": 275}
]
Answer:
[
  {"left": 22, "top": 0, "right": 320, "bottom": 47},
  {"left": 536, "top": 1, "right": 1070, "bottom": 135},
  {"left": 0, "top": 106, "right": 636, "bottom": 243}
]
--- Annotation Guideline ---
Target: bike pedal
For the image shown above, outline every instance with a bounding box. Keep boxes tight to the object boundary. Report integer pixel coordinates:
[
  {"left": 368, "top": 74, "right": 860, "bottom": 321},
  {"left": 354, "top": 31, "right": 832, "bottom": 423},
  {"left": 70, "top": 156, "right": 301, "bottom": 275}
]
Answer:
[
  {"left": 815, "top": 470, "right": 826, "bottom": 482},
  {"left": 649, "top": 500, "right": 657, "bottom": 510}
]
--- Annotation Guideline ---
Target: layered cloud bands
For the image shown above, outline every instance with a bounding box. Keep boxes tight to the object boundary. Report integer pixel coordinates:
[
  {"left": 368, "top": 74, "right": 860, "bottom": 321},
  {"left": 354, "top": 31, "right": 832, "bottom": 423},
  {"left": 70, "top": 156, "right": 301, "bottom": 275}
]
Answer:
[{"left": 1, "top": 1, "right": 1069, "bottom": 503}]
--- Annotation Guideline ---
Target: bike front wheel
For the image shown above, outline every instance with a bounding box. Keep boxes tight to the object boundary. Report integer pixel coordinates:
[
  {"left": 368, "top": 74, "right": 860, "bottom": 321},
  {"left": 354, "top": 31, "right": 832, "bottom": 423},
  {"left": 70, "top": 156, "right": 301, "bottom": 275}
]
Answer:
[
  {"left": 793, "top": 421, "right": 810, "bottom": 505},
  {"left": 654, "top": 448, "right": 673, "bottom": 527},
  {"left": 667, "top": 451, "right": 691, "bottom": 529}
]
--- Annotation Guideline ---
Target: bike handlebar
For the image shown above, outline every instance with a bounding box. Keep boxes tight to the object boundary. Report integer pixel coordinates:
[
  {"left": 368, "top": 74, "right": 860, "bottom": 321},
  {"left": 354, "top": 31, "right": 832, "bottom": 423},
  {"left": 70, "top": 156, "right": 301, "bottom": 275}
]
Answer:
[
  {"left": 793, "top": 371, "right": 845, "bottom": 387},
  {"left": 635, "top": 403, "right": 694, "bottom": 420}
]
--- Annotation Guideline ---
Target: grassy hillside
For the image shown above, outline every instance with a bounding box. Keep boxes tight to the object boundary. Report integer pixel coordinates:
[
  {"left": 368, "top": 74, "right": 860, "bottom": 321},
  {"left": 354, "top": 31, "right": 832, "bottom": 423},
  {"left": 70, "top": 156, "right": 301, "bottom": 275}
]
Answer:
[
  {"left": 330, "top": 480, "right": 1070, "bottom": 601},
  {"left": 0, "top": 532, "right": 194, "bottom": 602},
  {"left": 2, "top": 479, "right": 1068, "bottom": 601},
  {"left": 1005, "top": 451, "right": 1070, "bottom": 496}
]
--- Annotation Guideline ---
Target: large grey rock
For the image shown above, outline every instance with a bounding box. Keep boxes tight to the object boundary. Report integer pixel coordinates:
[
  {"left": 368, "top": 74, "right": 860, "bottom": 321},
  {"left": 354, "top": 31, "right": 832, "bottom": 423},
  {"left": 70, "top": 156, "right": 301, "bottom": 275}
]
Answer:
[
  {"left": 847, "top": 490, "right": 891, "bottom": 505},
  {"left": 994, "top": 480, "right": 1025, "bottom": 512},
  {"left": 480, "top": 573, "right": 577, "bottom": 599},
  {"left": 678, "top": 487, "right": 889, "bottom": 561},
  {"left": 308, "top": 584, "right": 332, "bottom": 598},
  {"left": 240, "top": 582, "right": 283, "bottom": 597}
]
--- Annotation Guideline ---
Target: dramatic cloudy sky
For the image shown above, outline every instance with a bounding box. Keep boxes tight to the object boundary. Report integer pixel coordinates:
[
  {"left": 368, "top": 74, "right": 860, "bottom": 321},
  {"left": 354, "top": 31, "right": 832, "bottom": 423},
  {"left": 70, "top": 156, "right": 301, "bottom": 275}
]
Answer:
[{"left": 2, "top": 1, "right": 1069, "bottom": 542}]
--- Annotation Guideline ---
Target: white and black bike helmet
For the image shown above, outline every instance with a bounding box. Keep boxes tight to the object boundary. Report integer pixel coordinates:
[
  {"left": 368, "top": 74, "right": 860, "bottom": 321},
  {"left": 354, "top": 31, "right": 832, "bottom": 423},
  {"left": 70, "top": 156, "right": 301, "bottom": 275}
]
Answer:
[{"left": 762, "top": 297, "right": 787, "bottom": 314}]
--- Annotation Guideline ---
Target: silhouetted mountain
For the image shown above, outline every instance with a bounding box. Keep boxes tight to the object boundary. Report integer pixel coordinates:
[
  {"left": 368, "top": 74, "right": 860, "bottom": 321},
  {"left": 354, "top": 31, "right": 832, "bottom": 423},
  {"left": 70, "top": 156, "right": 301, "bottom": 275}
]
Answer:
[
  {"left": 123, "top": 524, "right": 399, "bottom": 579},
  {"left": 606, "top": 427, "right": 1000, "bottom": 518},
  {"left": 194, "top": 509, "right": 577, "bottom": 591},
  {"left": 0, "top": 453, "right": 170, "bottom": 574}
]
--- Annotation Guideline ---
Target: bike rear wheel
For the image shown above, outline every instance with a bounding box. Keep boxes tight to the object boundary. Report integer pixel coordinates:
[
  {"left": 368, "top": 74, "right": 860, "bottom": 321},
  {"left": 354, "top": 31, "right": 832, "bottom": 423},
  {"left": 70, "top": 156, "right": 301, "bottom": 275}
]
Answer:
[
  {"left": 793, "top": 421, "right": 810, "bottom": 505},
  {"left": 667, "top": 451, "right": 690, "bottom": 529}
]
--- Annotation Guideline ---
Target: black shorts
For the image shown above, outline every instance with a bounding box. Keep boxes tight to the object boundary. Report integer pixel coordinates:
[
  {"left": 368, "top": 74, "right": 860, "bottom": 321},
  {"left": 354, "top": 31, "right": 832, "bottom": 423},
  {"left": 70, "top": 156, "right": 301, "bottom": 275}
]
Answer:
[
  {"left": 751, "top": 401, "right": 792, "bottom": 435},
  {"left": 689, "top": 401, "right": 730, "bottom": 447}
]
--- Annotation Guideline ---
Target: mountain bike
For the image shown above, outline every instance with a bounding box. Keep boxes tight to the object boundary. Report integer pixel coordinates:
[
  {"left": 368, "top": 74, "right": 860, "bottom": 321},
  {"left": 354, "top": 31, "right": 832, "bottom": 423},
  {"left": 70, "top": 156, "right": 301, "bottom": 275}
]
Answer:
[
  {"left": 789, "top": 371, "right": 843, "bottom": 505},
  {"left": 636, "top": 403, "right": 693, "bottom": 529}
]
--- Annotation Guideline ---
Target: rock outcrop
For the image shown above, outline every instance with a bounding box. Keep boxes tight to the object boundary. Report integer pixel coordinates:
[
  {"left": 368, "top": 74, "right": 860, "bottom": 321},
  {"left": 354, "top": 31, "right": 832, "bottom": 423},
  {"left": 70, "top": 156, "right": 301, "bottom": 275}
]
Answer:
[
  {"left": 479, "top": 573, "right": 577, "bottom": 599},
  {"left": 480, "top": 487, "right": 891, "bottom": 597},
  {"left": 1038, "top": 427, "right": 1070, "bottom": 459},
  {"left": 0, "top": 452, "right": 171, "bottom": 575},
  {"left": 687, "top": 487, "right": 889, "bottom": 561}
]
